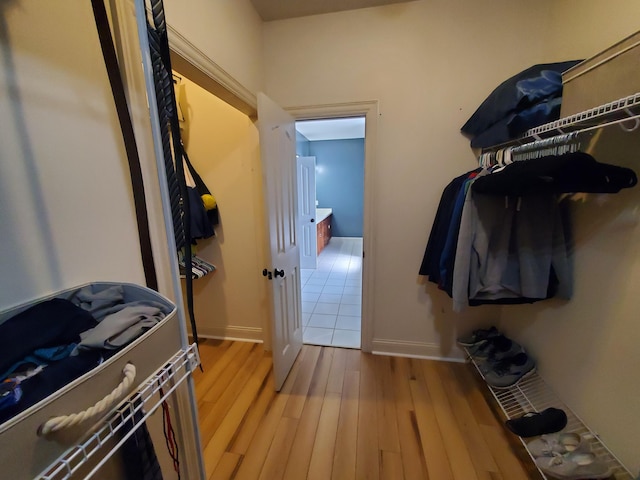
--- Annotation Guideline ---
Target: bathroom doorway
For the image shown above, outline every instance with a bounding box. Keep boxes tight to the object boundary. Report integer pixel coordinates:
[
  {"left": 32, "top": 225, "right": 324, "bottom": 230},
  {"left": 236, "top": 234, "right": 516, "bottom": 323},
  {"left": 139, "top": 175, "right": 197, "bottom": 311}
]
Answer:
[{"left": 295, "top": 117, "right": 365, "bottom": 349}]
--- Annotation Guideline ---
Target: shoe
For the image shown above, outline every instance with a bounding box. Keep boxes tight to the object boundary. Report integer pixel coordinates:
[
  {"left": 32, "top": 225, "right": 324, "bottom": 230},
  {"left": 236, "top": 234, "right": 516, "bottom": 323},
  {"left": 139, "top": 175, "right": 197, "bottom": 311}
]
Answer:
[
  {"left": 484, "top": 351, "right": 536, "bottom": 388},
  {"left": 535, "top": 450, "right": 611, "bottom": 479},
  {"left": 527, "top": 432, "right": 583, "bottom": 457},
  {"left": 468, "top": 334, "right": 508, "bottom": 358},
  {"left": 505, "top": 408, "right": 568, "bottom": 438},
  {"left": 478, "top": 341, "right": 524, "bottom": 374},
  {"left": 457, "top": 326, "right": 500, "bottom": 347}
]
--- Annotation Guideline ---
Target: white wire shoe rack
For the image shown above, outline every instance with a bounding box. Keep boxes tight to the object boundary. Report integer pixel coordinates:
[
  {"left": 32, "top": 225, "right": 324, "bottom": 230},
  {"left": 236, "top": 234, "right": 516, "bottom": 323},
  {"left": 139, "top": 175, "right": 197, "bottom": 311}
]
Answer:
[
  {"left": 464, "top": 348, "right": 634, "bottom": 480},
  {"left": 36, "top": 344, "right": 200, "bottom": 480}
]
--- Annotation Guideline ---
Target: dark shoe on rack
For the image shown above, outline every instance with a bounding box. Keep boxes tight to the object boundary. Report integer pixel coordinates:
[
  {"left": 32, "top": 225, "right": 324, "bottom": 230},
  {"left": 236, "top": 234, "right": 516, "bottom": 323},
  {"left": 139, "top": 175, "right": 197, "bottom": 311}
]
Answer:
[
  {"left": 483, "top": 351, "right": 535, "bottom": 388},
  {"left": 478, "top": 340, "right": 524, "bottom": 373},
  {"left": 457, "top": 326, "right": 500, "bottom": 347},
  {"left": 505, "top": 408, "right": 568, "bottom": 438},
  {"left": 535, "top": 450, "right": 612, "bottom": 479},
  {"left": 468, "top": 334, "right": 509, "bottom": 358}
]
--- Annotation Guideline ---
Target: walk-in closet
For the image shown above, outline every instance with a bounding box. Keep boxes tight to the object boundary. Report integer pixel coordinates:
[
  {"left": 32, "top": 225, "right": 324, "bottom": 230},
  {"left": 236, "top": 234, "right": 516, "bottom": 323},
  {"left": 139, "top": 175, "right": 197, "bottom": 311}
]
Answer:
[{"left": 2, "top": 0, "right": 640, "bottom": 479}]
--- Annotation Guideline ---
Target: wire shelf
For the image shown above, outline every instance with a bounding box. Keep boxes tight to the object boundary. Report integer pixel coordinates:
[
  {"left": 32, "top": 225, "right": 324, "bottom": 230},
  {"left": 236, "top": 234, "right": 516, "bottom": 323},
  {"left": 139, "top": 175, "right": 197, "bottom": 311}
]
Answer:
[
  {"left": 37, "top": 344, "right": 200, "bottom": 480},
  {"left": 465, "top": 348, "right": 634, "bottom": 480},
  {"left": 482, "top": 92, "right": 640, "bottom": 152}
]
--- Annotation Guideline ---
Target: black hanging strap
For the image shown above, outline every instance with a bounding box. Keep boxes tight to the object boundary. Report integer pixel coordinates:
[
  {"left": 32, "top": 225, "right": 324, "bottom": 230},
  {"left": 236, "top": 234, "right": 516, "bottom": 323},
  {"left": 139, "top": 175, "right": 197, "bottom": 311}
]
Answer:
[
  {"left": 145, "top": 0, "right": 200, "bottom": 347},
  {"left": 91, "top": 0, "right": 158, "bottom": 291}
]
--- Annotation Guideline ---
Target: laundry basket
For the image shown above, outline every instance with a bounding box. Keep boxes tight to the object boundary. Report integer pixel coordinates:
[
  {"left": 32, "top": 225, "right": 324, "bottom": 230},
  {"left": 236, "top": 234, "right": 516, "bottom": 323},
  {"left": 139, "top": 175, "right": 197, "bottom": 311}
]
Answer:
[{"left": 0, "top": 282, "right": 182, "bottom": 479}]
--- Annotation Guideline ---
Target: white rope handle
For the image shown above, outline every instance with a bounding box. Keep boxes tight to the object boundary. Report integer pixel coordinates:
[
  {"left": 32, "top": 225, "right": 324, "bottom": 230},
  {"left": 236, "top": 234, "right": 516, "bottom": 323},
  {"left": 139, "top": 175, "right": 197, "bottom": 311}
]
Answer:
[{"left": 38, "top": 363, "right": 136, "bottom": 436}]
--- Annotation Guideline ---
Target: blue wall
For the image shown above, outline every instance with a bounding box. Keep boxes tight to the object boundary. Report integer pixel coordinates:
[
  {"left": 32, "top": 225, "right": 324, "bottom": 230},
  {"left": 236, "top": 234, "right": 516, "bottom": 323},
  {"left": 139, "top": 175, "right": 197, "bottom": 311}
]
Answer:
[
  {"left": 309, "top": 138, "right": 364, "bottom": 237},
  {"left": 296, "top": 131, "right": 310, "bottom": 157}
]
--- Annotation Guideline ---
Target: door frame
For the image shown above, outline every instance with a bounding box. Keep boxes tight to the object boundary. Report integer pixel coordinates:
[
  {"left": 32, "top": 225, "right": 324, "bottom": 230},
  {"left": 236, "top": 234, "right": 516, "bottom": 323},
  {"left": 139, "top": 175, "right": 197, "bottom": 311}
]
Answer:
[
  {"left": 161, "top": 30, "right": 377, "bottom": 353},
  {"left": 286, "top": 101, "right": 378, "bottom": 353}
]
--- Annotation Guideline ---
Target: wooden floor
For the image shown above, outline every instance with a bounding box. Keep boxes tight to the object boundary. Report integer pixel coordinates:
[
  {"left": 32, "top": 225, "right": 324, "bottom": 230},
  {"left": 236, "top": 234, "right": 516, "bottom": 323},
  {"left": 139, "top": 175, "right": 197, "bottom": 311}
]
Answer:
[{"left": 193, "top": 339, "right": 539, "bottom": 480}]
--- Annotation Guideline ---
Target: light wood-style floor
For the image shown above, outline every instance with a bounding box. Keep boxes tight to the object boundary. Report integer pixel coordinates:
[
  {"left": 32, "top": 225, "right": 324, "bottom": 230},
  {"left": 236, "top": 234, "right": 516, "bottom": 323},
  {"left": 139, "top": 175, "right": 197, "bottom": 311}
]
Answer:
[{"left": 193, "top": 340, "right": 539, "bottom": 480}]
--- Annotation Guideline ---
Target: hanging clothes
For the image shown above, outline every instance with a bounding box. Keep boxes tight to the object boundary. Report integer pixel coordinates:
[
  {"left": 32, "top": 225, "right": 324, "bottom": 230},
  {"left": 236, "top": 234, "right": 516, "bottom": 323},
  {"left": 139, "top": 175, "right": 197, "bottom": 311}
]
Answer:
[
  {"left": 451, "top": 188, "right": 572, "bottom": 312},
  {"left": 472, "top": 151, "right": 637, "bottom": 195},
  {"left": 419, "top": 169, "right": 480, "bottom": 293}
]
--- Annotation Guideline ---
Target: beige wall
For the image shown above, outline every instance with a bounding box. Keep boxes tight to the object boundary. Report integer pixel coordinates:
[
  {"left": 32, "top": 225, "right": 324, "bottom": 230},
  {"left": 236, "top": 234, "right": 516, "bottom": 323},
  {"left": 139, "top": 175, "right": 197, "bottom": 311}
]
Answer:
[
  {"left": 176, "top": 74, "right": 268, "bottom": 341},
  {"left": 1, "top": 1, "right": 188, "bottom": 477},
  {"left": 497, "top": 1, "right": 640, "bottom": 472},
  {"left": 163, "top": 0, "right": 263, "bottom": 95},
  {"left": 262, "top": 0, "right": 552, "bottom": 357},
  {"left": 0, "top": 0, "right": 148, "bottom": 307}
]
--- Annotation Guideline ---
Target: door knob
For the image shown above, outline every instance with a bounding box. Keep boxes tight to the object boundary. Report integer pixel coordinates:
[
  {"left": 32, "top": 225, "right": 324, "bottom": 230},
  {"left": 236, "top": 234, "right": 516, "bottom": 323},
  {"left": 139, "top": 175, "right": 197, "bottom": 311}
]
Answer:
[
  {"left": 262, "top": 268, "right": 273, "bottom": 280},
  {"left": 274, "top": 268, "right": 285, "bottom": 278},
  {"left": 310, "top": 218, "right": 315, "bottom": 223}
]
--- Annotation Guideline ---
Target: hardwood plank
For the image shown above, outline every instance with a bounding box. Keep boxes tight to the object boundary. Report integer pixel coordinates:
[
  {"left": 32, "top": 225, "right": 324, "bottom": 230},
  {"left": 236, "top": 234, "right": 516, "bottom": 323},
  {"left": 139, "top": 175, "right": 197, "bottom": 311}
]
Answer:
[
  {"left": 199, "top": 344, "right": 264, "bottom": 445},
  {"left": 480, "top": 424, "right": 531, "bottom": 480},
  {"left": 307, "top": 391, "right": 341, "bottom": 480},
  {"left": 345, "top": 348, "right": 361, "bottom": 372},
  {"left": 380, "top": 450, "right": 404, "bottom": 480},
  {"left": 356, "top": 353, "right": 379, "bottom": 480},
  {"left": 331, "top": 370, "right": 360, "bottom": 480},
  {"left": 258, "top": 416, "right": 299, "bottom": 480},
  {"left": 202, "top": 356, "right": 273, "bottom": 477},
  {"left": 234, "top": 347, "right": 306, "bottom": 479},
  {"left": 283, "top": 345, "right": 321, "bottom": 419},
  {"left": 210, "top": 452, "right": 241, "bottom": 480},
  {"left": 283, "top": 347, "right": 334, "bottom": 480},
  {"left": 409, "top": 373, "right": 454, "bottom": 480},
  {"left": 437, "top": 361, "right": 500, "bottom": 477},
  {"left": 193, "top": 339, "right": 231, "bottom": 385},
  {"left": 421, "top": 360, "right": 479, "bottom": 480},
  {"left": 390, "top": 356, "right": 414, "bottom": 412},
  {"left": 326, "top": 347, "right": 347, "bottom": 394},
  {"left": 203, "top": 342, "right": 260, "bottom": 403},
  {"left": 227, "top": 369, "right": 276, "bottom": 455},
  {"left": 196, "top": 341, "right": 248, "bottom": 407},
  {"left": 375, "top": 355, "right": 400, "bottom": 453},
  {"left": 396, "top": 407, "right": 429, "bottom": 479},
  {"left": 451, "top": 362, "right": 499, "bottom": 426}
]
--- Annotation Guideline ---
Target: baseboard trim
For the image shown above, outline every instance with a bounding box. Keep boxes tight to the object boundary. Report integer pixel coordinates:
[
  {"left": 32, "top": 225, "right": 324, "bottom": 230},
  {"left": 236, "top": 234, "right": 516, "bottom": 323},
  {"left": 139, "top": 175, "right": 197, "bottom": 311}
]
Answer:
[
  {"left": 371, "top": 339, "right": 466, "bottom": 362},
  {"left": 194, "top": 326, "right": 263, "bottom": 343}
]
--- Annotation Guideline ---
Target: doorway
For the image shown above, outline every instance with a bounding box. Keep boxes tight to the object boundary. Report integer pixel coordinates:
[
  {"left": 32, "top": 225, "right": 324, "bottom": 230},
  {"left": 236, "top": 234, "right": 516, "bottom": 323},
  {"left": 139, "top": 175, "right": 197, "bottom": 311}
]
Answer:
[{"left": 295, "top": 117, "right": 365, "bottom": 349}]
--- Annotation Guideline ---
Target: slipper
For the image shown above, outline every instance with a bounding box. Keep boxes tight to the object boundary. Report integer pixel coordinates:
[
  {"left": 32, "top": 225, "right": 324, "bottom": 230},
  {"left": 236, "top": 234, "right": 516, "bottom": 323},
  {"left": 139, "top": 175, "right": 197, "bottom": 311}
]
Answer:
[{"left": 505, "top": 407, "right": 567, "bottom": 438}]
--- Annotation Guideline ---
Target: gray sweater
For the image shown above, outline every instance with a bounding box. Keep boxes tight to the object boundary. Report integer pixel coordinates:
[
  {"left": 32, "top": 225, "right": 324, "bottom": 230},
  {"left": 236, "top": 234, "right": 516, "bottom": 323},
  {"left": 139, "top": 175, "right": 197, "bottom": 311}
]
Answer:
[{"left": 453, "top": 176, "right": 571, "bottom": 311}]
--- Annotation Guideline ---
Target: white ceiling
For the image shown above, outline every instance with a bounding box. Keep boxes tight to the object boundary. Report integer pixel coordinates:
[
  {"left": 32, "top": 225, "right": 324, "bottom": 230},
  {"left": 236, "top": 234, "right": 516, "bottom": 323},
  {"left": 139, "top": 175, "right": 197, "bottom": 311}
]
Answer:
[
  {"left": 296, "top": 117, "right": 366, "bottom": 141},
  {"left": 249, "top": 0, "right": 415, "bottom": 21}
]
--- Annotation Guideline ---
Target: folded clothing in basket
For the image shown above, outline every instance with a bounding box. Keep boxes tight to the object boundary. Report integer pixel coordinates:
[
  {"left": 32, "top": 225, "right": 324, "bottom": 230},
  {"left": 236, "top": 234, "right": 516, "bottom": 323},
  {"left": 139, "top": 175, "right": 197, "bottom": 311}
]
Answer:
[
  {"left": 0, "top": 299, "right": 97, "bottom": 376},
  {"left": 0, "top": 285, "right": 168, "bottom": 424}
]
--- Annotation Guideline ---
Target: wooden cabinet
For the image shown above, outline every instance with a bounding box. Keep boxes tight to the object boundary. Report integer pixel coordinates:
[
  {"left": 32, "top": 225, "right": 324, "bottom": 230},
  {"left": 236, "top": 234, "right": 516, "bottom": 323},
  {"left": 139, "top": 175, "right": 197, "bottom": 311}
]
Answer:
[{"left": 316, "top": 214, "right": 332, "bottom": 256}]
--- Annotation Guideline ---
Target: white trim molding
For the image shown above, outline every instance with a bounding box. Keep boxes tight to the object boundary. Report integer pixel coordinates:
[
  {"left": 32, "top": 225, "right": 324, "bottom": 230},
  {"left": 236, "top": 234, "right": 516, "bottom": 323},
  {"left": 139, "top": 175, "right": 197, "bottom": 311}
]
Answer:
[
  {"left": 371, "top": 339, "right": 466, "bottom": 362},
  {"left": 167, "top": 24, "right": 257, "bottom": 116}
]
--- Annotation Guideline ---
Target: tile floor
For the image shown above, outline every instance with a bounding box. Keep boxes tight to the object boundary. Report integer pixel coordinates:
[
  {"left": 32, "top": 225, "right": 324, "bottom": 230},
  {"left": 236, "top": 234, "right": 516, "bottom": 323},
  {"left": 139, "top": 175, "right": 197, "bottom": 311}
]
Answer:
[{"left": 301, "top": 237, "right": 362, "bottom": 349}]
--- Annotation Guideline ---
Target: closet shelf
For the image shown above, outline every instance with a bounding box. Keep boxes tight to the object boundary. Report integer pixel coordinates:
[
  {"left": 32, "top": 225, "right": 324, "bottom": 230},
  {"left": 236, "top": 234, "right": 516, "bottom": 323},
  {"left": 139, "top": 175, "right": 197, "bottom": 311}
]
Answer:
[
  {"left": 483, "top": 92, "right": 640, "bottom": 152},
  {"left": 464, "top": 349, "right": 634, "bottom": 480},
  {"left": 37, "top": 344, "right": 201, "bottom": 480}
]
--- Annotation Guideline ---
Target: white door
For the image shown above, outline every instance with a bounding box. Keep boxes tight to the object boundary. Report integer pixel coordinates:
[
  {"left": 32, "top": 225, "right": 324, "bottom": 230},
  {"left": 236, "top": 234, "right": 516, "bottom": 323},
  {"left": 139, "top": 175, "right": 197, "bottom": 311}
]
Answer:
[
  {"left": 257, "top": 93, "right": 303, "bottom": 391},
  {"left": 297, "top": 156, "right": 317, "bottom": 269}
]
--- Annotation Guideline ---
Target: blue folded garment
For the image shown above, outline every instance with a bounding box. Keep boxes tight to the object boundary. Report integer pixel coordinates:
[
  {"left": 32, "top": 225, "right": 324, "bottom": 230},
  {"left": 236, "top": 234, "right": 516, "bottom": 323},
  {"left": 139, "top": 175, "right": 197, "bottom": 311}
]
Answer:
[{"left": 462, "top": 60, "right": 582, "bottom": 137}]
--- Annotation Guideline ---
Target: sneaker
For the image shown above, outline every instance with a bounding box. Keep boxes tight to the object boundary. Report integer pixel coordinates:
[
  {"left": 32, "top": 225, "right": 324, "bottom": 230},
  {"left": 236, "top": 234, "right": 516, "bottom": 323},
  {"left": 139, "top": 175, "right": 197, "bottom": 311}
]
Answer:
[
  {"left": 457, "top": 326, "right": 500, "bottom": 347},
  {"left": 467, "top": 334, "right": 505, "bottom": 358},
  {"left": 478, "top": 340, "right": 524, "bottom": 374},
  {"left": 484, "top": 352, "right": 536, "bottom": 389},
  {"left": 535, "top": 450, "right": 611, "bottom": 479},
  {"left": 527, "top": 432, "right": 584, "bottom": 457},
  {"left": 471, "top": 335, "right": 514, "bottom": 361}
]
